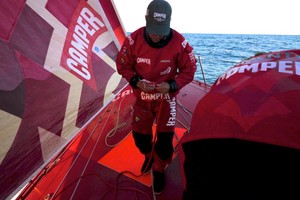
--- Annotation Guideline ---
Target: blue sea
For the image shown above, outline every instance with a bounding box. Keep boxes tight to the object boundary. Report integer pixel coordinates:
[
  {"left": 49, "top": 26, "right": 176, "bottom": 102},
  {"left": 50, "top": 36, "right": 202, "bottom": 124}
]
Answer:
[{"left": 183, "top": 34, "right": 300, "bottom": 84}]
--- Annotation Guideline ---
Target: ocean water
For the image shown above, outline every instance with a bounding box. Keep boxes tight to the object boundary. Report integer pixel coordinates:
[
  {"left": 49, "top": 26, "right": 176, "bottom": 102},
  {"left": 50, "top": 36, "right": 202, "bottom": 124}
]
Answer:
[{"left": 183, "top": 34, "right": 300, "bottom": 84}]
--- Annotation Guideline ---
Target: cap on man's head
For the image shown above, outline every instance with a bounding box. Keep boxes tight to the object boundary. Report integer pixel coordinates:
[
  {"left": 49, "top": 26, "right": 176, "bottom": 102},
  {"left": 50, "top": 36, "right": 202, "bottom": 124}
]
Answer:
[{"left": 145, "top": 0, "right": 172, "bottom": 36}]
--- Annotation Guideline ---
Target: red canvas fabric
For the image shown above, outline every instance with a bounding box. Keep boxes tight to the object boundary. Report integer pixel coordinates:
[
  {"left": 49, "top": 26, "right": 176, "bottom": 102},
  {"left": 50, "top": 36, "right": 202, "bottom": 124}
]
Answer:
[{"left": 0, "top": 1, "right": 127, "bottom": 198}]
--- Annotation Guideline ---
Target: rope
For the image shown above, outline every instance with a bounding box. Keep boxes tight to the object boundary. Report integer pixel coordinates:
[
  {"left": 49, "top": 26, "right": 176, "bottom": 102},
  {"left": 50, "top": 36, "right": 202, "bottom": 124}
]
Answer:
[
  {"left": 176, "top": 99, "right": 193, "bottom": 133},
  {"left": 69, "top": 100, "right": 118, "bottom": 200},
  {"left": 104, "top": 95, "right": 128, "bottom": 148},
  {"left": 51, "top": 102, "right": 114, "bottom": 199}
]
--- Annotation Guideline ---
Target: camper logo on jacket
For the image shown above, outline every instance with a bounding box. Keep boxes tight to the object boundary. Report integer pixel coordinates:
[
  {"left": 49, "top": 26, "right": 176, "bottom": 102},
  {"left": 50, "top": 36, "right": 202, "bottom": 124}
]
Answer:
[{"left": 137, "top": 57, "right": 151, "bottom": 65}]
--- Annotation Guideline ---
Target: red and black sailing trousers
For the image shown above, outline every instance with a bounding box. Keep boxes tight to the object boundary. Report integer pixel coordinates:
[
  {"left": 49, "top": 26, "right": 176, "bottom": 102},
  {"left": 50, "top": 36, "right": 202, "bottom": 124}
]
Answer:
[{"left": 131, "top": 97, "right": 176, "bottom": 172}]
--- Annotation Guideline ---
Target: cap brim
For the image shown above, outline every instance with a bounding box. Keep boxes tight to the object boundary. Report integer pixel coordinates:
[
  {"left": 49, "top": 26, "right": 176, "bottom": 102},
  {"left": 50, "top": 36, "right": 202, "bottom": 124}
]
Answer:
[{"left": 146, "top": 21, "right": 170, "bottom": 36}]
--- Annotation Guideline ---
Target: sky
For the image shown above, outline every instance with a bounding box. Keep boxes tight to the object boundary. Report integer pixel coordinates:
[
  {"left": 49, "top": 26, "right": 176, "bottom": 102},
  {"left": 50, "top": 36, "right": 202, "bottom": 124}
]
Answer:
[{"left": 113, "top": 0, "right": 300, "bottom": 35}]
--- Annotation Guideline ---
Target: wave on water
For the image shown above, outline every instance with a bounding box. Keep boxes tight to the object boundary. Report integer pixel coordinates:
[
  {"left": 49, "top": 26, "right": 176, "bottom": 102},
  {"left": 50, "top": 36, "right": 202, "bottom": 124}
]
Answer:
[{"left": 184, "top": 33, "right": 300, "bottom": 84}]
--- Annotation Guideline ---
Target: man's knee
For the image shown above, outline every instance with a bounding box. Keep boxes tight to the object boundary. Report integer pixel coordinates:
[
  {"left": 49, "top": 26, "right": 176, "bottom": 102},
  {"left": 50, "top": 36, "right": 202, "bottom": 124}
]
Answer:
[{"left": 132, "top": 131, "right": 153, "bottom": 154}]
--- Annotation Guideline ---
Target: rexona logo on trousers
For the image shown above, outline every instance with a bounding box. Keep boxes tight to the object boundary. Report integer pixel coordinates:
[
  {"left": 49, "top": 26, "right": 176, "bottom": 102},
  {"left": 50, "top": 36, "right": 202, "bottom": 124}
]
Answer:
[{"left": 61, "top": 1, "right": 106, "bottom": 90}]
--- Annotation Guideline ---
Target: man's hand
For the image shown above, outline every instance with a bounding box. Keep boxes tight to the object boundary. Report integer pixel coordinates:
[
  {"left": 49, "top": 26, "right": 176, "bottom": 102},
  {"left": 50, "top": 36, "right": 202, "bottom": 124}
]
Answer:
[
  {"left": 156, "top": 82, "right": 170, "bottom": 94},
  {"left": 137, "top": 79, "right": 156, "bottom": 92}
]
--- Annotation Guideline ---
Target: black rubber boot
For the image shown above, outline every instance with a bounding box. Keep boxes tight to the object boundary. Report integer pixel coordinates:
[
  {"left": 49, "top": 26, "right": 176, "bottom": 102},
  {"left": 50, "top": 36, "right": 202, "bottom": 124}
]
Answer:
[
  {"left": 151, "top": 132, "right": 174, "bottom": 194},
  {"left": 153, "top": 170, "right": 165, "bottom": 195}
]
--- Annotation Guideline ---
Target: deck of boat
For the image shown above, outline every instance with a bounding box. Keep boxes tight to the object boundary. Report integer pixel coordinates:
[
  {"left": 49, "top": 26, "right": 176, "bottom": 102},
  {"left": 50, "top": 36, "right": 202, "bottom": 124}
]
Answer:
[{"left": 17, "top": 80, "right": 210, "bottom": 200}]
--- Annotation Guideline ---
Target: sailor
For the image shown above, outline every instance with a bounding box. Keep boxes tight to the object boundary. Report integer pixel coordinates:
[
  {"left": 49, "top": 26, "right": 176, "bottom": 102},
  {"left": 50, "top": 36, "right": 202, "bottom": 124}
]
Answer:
[
  {"left": 116, "top": 0, "right": 196, "bottom": 195},
  {"left": 178, "top": 50, "right": 300, "bottom": 200}
]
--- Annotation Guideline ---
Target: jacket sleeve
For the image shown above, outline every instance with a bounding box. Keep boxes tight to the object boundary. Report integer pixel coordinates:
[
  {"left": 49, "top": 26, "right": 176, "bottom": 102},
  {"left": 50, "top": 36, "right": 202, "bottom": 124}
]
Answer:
[
  {"left": 116, "top": 36, "right": 137, "bottom": 83},
  {"left": 173, "top": 39, "right": 197, "bottom": 90}
]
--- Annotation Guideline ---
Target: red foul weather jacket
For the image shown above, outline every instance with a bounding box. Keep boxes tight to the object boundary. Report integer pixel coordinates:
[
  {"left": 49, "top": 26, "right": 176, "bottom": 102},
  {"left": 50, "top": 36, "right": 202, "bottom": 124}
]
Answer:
[{"left": 116, "top": 27, "right": 196, "bottom": 102}]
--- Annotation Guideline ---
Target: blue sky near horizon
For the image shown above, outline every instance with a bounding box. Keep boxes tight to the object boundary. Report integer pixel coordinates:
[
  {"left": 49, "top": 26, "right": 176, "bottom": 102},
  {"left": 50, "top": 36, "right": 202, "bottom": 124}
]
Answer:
[{"left": 113, "top": 0, "right": 300, "bottom": 35}]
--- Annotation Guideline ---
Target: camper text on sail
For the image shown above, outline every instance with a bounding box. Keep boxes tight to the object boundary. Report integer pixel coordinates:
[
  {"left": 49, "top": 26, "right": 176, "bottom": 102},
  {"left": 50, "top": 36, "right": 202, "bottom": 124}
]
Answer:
[{"left": 66, "top": 7, "right": 104, "bottom": 80}]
